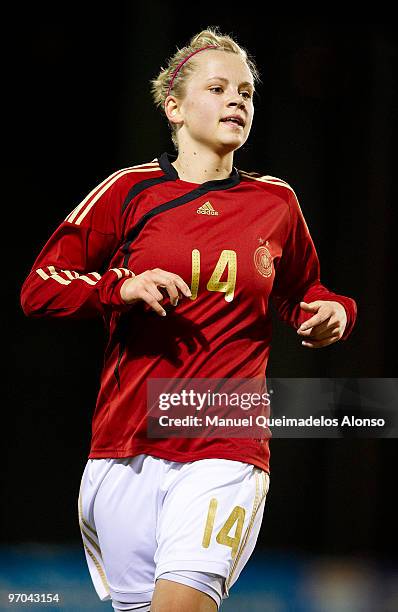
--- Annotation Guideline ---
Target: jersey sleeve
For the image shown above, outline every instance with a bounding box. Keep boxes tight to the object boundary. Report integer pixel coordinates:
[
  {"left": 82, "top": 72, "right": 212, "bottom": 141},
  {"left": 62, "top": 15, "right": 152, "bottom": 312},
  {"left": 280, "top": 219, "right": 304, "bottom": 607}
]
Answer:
[
  {"left": 271, "top": 189, "right": 357, "bottom": 340},
  {"left": 20, "top": 171, "right": 135, "bottom": 319}
]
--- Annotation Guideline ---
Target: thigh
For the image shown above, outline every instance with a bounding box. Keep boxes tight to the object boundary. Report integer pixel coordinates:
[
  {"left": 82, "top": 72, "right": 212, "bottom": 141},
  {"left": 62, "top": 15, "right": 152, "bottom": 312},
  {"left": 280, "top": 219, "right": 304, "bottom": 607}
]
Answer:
[
  {"left": 80, "top": 454, "right": 161, "bottom": 605},
  {"left": 151, "top": 577, "right": 218, "bottom": 612},
  {"left": 155, "top": 459, "right": 269, "bottom": 598}
]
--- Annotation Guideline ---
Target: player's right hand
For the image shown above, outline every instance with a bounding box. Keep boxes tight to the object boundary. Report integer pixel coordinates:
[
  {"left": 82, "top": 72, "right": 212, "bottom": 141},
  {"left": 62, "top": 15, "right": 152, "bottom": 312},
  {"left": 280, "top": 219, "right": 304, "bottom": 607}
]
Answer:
[{"left": 120, "top": 268, "right": 192, "bottom": 316}]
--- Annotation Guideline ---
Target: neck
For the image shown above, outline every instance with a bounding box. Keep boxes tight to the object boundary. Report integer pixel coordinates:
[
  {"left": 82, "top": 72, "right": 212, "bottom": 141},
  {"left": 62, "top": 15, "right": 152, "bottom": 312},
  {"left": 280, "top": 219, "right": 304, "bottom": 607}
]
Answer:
[{"left": 172, "top": 143, "right": 234, "bottom": 183}]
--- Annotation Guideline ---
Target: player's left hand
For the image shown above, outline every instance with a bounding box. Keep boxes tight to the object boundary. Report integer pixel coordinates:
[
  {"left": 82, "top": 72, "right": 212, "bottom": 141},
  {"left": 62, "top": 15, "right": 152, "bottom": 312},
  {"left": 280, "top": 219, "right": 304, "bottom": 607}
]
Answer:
[{"left": 297, "top": 301, "right": 347, "bottom": 348}]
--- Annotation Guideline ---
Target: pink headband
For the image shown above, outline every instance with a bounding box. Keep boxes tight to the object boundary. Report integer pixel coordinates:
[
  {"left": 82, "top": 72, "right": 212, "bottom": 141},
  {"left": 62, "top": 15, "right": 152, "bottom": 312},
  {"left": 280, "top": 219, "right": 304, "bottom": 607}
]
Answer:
[{"left": 167, "top": 45, "right": 218, "bottom": 97}]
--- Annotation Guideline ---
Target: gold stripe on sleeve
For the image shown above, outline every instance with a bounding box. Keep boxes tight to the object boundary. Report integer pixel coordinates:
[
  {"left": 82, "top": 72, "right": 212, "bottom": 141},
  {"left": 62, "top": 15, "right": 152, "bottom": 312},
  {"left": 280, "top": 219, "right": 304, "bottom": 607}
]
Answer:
[
  {"left": 76, "top": 274, "right": 98, "bottom": 286},
  {"left": 65, "top": 163, "right": 160, "bottom": 224},
  {"left": 36, "top": 268, "right": 49, "bottom": 280},
  {"left": 36, "top": 265, "right": 136, "bottom": 288},
  {"left": 119, "top": 268, "right": 135, "bottom": 277},
  {"left": 62, "top": 270, "right": 80, "bottom": 280},
  {"left": 110, "top": 268, "right": 123, "bottom": 280},
  {"left": 36, "top": 267, "right": 105, "bottom": 287},
  {"left": 109, "top": 267, "right": 134, "bottom": 279},
  {"left": 46, "top": 266, "right": 71, "bottom": 285},
  {"left": 240, "top": 171, "right": 297, "bottom": 196},
  {"left": 73, "top": 167, "right": 161, "bottom": 226}
]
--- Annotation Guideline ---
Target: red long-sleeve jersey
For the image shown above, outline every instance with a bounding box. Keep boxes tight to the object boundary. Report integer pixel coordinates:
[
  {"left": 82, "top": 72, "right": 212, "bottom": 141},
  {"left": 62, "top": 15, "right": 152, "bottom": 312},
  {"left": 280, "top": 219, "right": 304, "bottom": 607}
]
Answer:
[{"left": 21, "top": 152, "right": 357, "bottom": 472}]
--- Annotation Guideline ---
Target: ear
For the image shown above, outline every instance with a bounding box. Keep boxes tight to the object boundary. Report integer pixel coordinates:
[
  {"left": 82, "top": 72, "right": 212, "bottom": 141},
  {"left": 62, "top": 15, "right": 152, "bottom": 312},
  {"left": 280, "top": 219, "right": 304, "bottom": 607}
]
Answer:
[{"left": 164, "top": 95, "right": 183, "bottom": 125}]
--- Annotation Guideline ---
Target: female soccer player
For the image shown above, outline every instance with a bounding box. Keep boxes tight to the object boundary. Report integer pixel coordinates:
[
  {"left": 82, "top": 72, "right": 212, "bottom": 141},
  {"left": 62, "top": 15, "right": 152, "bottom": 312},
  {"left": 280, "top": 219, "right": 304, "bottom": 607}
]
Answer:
[{"left": 21, "top": 28, "right": 356, "bottom": 612}]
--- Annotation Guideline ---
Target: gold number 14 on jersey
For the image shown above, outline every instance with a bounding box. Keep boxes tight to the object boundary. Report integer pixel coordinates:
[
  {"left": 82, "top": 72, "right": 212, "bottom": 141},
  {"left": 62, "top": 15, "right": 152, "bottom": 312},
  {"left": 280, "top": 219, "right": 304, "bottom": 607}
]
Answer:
[{"left": 191, "top": 249, "right": 237, "bottom": 302}]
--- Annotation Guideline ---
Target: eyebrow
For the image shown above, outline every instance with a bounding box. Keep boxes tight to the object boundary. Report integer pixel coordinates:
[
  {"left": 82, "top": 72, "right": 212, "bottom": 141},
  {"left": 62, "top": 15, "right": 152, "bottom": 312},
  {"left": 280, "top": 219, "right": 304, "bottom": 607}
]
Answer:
[{"left": 206, "top": 76, "right": 255, "bottom": 90}]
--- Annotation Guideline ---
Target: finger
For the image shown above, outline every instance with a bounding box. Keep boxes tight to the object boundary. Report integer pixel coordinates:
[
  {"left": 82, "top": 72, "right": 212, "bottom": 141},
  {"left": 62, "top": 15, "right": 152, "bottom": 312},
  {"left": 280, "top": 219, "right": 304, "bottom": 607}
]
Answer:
[
  {"left": 140, "top": 289, "right": 167, "bottom": 317},
  {"left": 298, "top": 306, "right": 338, "bottom": 331},
  {"left": 148, "top": 272, "right": 180, "bottom": 304},
  {"left": 151, "top": 270, "right": 192, "bottom": 298},
  {"left": 301, "top": 335, "right": 340, "bottom": 349},
  {"left": 150, "top": 272, "right": 190, "bottom": 303},
  {"left": 297, "top": 321, "right": 340, "bottom": 339},
  {"left": 144, "top": 282, "right": 165, "bottom": 303},
  {"left": 158, "top": 279, "right": 180, "bottom": 305},
  {"left": 300, "top": 328, "right": 341, "bottom": 341},
  {"left": 162, "top": 272, "right": 192, "bottom": 299},
  {"left": 171, "top": 275, "right": 193, "bottom": 298},
  {"left": 298, "top": 312, "right": 330, "bottom": 331},
  {"left": 300, "top": 301, "right": 322, "bottom": 311}
]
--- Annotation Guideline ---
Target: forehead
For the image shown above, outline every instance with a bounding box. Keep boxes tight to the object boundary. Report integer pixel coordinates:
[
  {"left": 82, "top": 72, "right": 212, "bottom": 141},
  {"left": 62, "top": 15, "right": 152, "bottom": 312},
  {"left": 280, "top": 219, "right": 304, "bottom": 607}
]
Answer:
[{"left": 190, "top": 50, "right": 253, "bottom": 85}]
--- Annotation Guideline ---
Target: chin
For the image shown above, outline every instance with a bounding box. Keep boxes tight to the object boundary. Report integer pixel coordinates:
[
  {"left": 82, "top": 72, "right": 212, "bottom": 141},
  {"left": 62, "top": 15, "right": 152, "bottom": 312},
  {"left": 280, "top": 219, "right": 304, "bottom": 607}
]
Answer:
[{"left": 214, "top": 137, "right": 244, "bottom": 154}]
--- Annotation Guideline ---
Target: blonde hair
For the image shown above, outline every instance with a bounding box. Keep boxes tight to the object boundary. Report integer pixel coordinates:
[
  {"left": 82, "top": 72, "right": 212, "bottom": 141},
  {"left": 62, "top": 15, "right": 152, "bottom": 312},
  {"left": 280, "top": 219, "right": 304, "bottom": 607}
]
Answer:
[{"left": 150, "top": 27, "right": 260, "bottom": 149}]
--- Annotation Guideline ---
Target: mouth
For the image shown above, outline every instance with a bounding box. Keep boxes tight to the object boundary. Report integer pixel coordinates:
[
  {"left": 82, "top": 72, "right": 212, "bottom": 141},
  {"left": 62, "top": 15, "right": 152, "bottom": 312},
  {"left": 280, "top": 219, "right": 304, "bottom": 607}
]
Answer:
[{"left": 220, "top": 116, "right": 245, "bottom": 128}]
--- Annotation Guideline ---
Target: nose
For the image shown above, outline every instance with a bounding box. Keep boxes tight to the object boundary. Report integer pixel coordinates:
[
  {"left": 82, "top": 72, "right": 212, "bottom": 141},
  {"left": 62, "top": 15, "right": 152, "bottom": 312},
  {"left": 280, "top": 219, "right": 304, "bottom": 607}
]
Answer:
[{"left": 227, "top": 92, "right": 246, "bottom": 109}]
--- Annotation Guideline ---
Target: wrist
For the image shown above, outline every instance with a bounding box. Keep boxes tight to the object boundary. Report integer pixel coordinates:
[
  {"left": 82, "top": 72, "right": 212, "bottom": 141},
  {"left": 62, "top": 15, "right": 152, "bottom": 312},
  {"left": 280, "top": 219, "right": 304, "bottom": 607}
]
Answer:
[{"left": 120, "top": 276, "right": 135, "bottom": 303}]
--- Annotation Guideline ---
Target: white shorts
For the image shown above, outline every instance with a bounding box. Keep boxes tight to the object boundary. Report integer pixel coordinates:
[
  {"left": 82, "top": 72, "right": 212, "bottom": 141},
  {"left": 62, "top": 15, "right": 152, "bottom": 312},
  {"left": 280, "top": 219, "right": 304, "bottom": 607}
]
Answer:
[{"left": 78, "top": 454, "right": 269, "bottom": 609}]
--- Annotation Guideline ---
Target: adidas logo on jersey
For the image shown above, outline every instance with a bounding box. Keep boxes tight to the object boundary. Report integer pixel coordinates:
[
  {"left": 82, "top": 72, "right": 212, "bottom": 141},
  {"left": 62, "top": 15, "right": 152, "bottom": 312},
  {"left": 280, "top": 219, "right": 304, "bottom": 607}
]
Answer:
[{"left": 196, "top": 201, "right": 219, "bottom": 216}]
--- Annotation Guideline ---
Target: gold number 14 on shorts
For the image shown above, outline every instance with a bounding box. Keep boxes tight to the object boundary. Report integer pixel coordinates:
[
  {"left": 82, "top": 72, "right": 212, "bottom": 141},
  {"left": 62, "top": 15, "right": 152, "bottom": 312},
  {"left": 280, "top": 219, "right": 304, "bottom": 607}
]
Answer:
[{"left": 202, "top": 498, "right": 246, "bottom": 558}]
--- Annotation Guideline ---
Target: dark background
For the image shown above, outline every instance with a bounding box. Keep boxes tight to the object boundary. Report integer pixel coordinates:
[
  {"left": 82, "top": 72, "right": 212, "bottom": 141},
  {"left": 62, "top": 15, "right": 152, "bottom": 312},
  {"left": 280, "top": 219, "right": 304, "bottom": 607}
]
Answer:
[{"left": 5, "top": 6, "right": 397, "bottom": 565}]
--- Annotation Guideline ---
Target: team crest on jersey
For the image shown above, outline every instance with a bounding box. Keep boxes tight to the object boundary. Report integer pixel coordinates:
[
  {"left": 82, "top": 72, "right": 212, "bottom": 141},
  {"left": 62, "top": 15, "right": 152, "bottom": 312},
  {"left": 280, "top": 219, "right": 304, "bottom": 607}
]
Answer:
[{"left": 254, "top": 242, "right": 273, "bottom": 278}]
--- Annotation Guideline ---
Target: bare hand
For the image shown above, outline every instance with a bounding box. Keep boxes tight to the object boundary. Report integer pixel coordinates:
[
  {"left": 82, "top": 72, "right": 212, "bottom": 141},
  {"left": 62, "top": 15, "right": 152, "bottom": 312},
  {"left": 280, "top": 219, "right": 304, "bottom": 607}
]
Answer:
[
  {"left": 297, "top": 301, "right": 347, "bottom": 348},
  {"left": 120, "top": 268, "right": 192, "bottom": 317}
]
